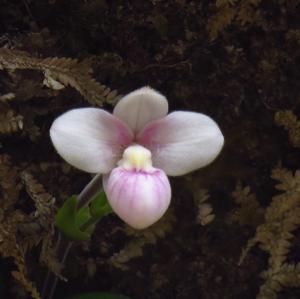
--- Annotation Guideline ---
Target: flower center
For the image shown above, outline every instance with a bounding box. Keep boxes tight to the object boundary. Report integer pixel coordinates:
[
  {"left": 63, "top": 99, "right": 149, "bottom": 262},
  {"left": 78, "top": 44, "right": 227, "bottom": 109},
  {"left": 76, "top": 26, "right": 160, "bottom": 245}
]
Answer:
[{"left": 118, "top": 144, "right": 153, "bottom": 171}]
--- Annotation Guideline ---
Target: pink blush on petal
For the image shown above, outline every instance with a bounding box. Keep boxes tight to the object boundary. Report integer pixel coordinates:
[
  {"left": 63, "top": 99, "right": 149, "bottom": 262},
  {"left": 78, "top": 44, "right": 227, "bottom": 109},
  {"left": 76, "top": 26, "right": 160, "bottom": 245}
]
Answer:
[
  {"left": 137, "top": 121, "right": 162, "bottom": 146},
  {"left": 105, "top": 167, "right": 171, "bottom": 229},
  {"left": 115, "top": 120, "right": 134, "bottom": 146}
]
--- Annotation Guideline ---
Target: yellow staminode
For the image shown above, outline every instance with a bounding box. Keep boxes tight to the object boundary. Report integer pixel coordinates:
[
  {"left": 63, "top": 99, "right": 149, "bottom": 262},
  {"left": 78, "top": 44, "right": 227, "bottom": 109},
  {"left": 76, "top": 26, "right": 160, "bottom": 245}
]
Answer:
[{"left": 118, "top": 144, "right": 153, "bottom": 171}]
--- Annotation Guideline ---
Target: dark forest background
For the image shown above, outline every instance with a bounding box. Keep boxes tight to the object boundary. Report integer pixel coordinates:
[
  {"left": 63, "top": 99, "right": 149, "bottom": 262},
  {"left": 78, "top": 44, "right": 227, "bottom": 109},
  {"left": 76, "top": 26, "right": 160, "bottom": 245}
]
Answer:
[{"left": 1, "top": 1, "right": 300, "bottom": 299}]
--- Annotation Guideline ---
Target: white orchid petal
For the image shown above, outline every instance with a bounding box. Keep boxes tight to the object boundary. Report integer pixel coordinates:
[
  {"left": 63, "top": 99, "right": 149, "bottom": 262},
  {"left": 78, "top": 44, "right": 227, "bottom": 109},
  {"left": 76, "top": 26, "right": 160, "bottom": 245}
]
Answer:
[
  {"left": 50, "top": 108, "right": 133, "bottom": 173},
  {"left": 137, "top": 111, "right": 224, "bottom": 176},
  {"left": 104, "top": 167, "right": 171, "bottom": 229},
  {"left": 113, "top": 86, "right": 168, "bottom": 133}
]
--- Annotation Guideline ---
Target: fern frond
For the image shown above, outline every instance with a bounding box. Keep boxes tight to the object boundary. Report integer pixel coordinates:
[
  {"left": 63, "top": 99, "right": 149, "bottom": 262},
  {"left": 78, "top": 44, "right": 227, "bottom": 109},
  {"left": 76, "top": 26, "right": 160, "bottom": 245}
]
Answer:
[
  {"left": 275, "top": 110, "right": 300, "bottom": 149},
  {"left": 257, "top": 263, "right": 300, "bottom": 299},
  {"left": 0, "top": 47, "right": 121, "bottom": 106},
  {"left": 0, "top": 108, "right": 23, "bottom": 134},
  {"left": 0, "top": 212, "right": 41, "bottom": 299},
  {"left": 228, "top": 181, "right": 264, "bottom": 227},
  {"left": 21, "top": 171, "right": 56, "bottom": 230},
  {"left": 0, "top": 154, "right": 20, "bottom": 211},
  {"left": 110, "top": 209, "right": 175, "bottom": 269}
]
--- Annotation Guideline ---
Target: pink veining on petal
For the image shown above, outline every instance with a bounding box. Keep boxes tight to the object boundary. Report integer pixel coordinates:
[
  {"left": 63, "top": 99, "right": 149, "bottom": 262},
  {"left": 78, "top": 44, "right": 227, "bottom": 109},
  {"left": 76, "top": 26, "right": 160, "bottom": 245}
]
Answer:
[{"left": 104, "top": 167, "right": 171, "bottom": 229}]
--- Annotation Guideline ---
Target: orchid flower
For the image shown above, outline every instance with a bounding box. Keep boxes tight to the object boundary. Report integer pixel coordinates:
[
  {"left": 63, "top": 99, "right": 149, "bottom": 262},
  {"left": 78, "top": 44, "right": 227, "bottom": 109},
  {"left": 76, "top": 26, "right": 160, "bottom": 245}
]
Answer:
[{"left": 50, "top": 87, "right": 224, "bottom": 229}]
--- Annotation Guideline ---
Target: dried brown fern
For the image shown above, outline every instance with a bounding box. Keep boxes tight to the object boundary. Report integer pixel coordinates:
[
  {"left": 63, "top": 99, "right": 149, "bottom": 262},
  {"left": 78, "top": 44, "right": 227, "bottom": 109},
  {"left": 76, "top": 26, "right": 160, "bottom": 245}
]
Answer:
[
  {"left": 110, "top": 209, "right": 175, "bottom": 269},
  {"left": 195, "top": 193, "right": 215, "bottom": 226},
  {"left": 18, "top": 171, "right": 64, "bottom": 282},
  {"left": 39, "top": 235, "right": 65, "bottom": 280},
  {"left": 239, "top": 167, "right": 300, "bottom": 299},
  {"left": 21, "top": 171, "right": 56, "bottom": 231},
  {"left": 0, "top": 156, "right": 44, "bottom": 298},
  {"left": 0, "top": 212, "right": 41, "bottom": 299},
  {"left": 0, "top": 47, "right": 121, "bottom": 106},
  {"left": 207, "top": 7, "right": 236, "bottom": 41},
  {"left": 0, "top": 92, "right": 15, "bottom": 102},
  {"left": 240, "top": 167, "right": 300, "bottom": 269},
  {"left": 285, "top": 29, "right": 300, "bottom": 45},
  {"left": 0, "top": 154, "right": 20, "bottom": 213},
  {"left": 216, "top": 0, "right": 239, "bottom": 8},
  {"left": 0, "top": 106, "right": 23, "bottom": 134},
  {"left": 257, "top": 263, "right": 300, "bottom": 299},
  {"left": 184, "top": 177, "right": 216, "bottom": 225},
  {"left": 236, "top": 0, "right": 263, "bottom": 26},
  {"left": 275, "top": 110, "right": 300, "bottom": 149},
  {"left": 207, "top": 0, "right": 263, "bottom": 41},
  {"left": 228, "top": 181, "right": 264, "bottom": 227}
]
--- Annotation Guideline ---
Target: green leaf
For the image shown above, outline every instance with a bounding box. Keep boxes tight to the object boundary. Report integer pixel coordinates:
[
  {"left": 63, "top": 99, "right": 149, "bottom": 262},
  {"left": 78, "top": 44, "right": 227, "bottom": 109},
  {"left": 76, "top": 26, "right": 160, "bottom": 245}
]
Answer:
[
  {"left": 75, "top": 206, "right": 91, "bottom": 227},
  {"left": 66, "top": 292, "right": 130, "bottom": 299},
  {"left": 76, "top": 206, "right": 95, "bottom": 234},
  {"left": 90, "top": 191, "right": 113, "bottom": 219},
  {"left": 55, "top": 191, "right": 113, "bottom": 241},
  {"left": 55, "top": 195, "right": 91, "bottom": 241}
]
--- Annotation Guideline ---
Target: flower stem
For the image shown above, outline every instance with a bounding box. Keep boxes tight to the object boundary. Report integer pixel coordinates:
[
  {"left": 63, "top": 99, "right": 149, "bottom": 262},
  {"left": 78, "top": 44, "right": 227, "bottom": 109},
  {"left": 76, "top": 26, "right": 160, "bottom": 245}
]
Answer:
[
  {"left": 41, "top": 173, "right": 103, "bottom": 299},
  {"left": 77, "top": 173, "right": 103, "bottom": 209}
]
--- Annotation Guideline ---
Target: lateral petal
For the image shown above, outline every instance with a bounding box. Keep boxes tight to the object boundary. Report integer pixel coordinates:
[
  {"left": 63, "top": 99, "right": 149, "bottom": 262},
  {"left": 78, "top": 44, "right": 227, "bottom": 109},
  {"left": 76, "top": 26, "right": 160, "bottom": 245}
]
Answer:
[
  {"left": 113, "top": 86, "right": 168, "bottom": 134},
  {"left": 50, "top": 108, "right": 133, "bottom": 173},
  {"left": 104, "top": 167, "right": 171, "bottom": 229},
  {"left": 137, "top": 111, "right": 224, "bottom": 176}
]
